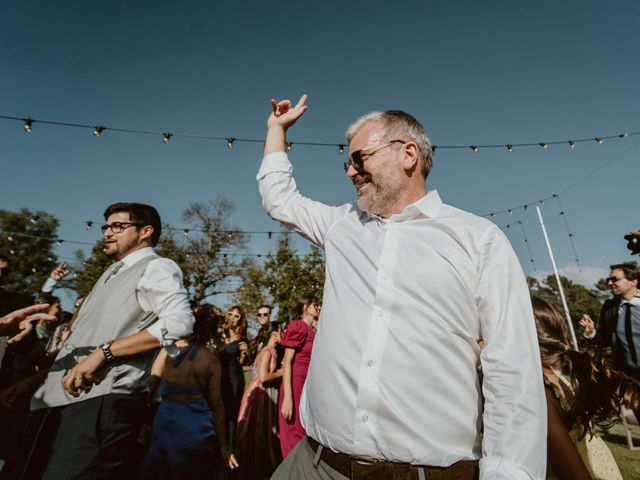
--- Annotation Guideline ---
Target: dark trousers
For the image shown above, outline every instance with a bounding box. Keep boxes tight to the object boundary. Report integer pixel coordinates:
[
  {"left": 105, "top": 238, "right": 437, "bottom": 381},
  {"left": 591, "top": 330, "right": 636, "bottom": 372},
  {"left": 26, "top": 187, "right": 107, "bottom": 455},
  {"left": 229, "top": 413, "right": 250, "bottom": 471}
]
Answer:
[{"left": 42, "top": 393, "right": 146, "bottom": 480}]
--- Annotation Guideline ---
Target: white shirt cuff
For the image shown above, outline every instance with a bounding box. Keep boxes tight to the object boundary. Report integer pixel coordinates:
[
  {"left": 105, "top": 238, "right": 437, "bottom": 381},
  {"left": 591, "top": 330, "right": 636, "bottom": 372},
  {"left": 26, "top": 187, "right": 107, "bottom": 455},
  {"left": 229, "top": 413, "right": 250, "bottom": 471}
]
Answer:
[{"left": 480, "top": 456, "right": 543, "bottom": 480}]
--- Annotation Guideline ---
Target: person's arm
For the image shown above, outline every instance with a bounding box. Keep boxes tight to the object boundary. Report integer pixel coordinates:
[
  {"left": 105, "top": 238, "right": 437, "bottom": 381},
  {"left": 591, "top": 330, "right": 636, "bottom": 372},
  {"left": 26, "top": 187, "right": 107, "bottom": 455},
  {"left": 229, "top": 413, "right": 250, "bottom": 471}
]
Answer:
[
  {"left": 256, "top": 347, "right": 282, "bottom": 386},
  {"left": 148, "top": 348, "right": 168, "bottom": 400},
  {"left": 206, "top": 354, "right": 239, "bottom": 469},
  {"left": 477, "top": 225, "right": 547, "bottom": 480},
  {"left": 1, "top": 304, "right": 55, "bottom": 340},
  {"left": 141, "top": 258, "right": 195, "bottom": 346},
  {"left": 41, "top": 263, "right": 70, "bottom": 294},
  {"left": 280, "top": 347, "right": 296, "bottom": 422},
  {"left": 545, "top": 387, "right": 592, "bottom": 479},
  {"left": 258, "top": 95, "right": 349, "bottom": 247},
  {"left": 62, "top": 330, "right": 160, "bottom": 396},
  {"left": 0, "top": 368, "right": 50, "bottom": 409}
]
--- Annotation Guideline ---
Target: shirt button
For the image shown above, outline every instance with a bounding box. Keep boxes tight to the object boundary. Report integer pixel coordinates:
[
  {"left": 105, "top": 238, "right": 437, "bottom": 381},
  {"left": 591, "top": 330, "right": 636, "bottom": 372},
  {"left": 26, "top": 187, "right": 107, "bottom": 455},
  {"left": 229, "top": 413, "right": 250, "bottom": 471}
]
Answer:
[
  {"left": 367, "top": 360, "right": 373, "bottom": 367},
  {"left": 362, "top": 415, "right": 368, "bottom": 423},
  {"left": 377, "top": 309, "right": 383, "bottom": 317}
]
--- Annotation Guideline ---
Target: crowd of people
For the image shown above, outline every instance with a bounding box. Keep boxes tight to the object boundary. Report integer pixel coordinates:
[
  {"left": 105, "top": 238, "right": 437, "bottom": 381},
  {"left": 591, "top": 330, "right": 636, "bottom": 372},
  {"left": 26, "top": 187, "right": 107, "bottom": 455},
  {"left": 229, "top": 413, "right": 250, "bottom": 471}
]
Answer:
[{"left": 0, "top": 98, "right": 638, "bottom": 480}]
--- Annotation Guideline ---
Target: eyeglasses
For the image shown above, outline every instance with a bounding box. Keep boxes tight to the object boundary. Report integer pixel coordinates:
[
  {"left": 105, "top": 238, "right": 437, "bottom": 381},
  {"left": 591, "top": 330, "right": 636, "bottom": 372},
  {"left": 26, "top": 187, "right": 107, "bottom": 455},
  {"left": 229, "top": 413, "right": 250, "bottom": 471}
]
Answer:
[
  {"left": 227, "top": 312, "right": 241, "bottom": 319},
  {"left": 607, "top": 276, "right": 623, "bottom": 283},
  {"left": 101, "top": 222, "right": 140, "bottom": 234},
  {"left": 343, "top": 139, "right": 405, "bottom": 173},
  {"left": 257, "top": 312, "right": 270, "bottom": 317}
]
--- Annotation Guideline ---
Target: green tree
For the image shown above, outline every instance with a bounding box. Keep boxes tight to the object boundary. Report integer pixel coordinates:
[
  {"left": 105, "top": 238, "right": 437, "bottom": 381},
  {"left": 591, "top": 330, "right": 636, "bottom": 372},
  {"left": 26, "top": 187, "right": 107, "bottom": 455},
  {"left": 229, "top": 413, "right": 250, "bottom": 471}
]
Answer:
[
  {"left": 528, "top": 274, "right": 603, "bottom": 346},
  {"left": 235, "top": 234, "right": 325, "bottom": 324},
  {"left": 157, "top": 197, "right": 248, "bottom": 306},
  {"left": 71, "top": 240, "right": 112, "bottom": 297},
  {"left": 0, "top": 208, "right": 59, "bottom": 294}
]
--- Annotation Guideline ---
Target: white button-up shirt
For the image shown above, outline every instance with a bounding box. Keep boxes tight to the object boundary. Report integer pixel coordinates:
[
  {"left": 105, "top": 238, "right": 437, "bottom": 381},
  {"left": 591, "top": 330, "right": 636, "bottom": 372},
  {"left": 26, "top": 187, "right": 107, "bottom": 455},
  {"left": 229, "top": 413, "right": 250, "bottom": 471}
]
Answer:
[{"left": 258, "top": 152, "right": 546, "bottom": 480}]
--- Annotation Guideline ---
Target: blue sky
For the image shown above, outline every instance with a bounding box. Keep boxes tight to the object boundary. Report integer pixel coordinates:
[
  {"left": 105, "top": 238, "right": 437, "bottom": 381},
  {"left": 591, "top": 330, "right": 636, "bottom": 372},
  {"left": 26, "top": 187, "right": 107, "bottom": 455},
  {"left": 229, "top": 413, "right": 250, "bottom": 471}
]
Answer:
[{"left": 2, "top": 0, "right": 639, "bottom": 306}]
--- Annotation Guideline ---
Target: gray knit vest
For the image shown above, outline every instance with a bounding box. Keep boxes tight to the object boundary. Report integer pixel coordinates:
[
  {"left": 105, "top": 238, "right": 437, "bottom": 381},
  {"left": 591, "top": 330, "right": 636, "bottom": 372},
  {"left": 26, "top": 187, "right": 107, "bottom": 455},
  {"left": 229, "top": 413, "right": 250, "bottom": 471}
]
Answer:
[{"left": 31, "top": 255, "right": 159, "bottom": 410}]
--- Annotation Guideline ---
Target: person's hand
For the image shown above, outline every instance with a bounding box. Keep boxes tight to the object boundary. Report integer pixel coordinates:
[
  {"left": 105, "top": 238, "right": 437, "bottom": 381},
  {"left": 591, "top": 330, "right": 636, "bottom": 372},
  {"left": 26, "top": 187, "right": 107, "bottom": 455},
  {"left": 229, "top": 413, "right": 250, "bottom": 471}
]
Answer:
[
  {"left": 50, "top": 262, "right": 70, "bottom": 281},
  {"left": 579, "top": 314, "right": 595, "bottom": 336},
  {"left": 220, "top": 445, "right": 239, "bottom": 469},
  {"left": 267, "top": 94, "right": 308, "bottom": 130},
  {"left": 238, "top": 341, "right": 248, "bottom": 364},
  {"left": 629, "top": 230, "right": 640, "bottom": 238},
  {"left": 0, "top": 384, "right": 24, "bottom": 409},
  {"left": 61, "top": 349, "right": 106, "bottom": 397},
  {"left": 1, "top": 304, "right": 56, "bottom": 342},
  {"left": 281, "top": 396, "right": 293, "bottom": 422}
]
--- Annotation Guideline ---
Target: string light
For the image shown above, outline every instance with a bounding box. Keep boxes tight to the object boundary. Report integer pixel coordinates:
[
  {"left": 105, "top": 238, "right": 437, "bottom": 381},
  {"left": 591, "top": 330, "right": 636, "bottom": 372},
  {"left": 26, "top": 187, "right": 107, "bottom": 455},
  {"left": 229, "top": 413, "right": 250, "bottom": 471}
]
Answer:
[
  {"left": 85, "top": 221, "right": 93, "bottom": 231},
  {"left": 539, "top": 143, "right": 549, "bottom": 149},
  {"left": 183, "top": 229, "right": 190, "bottom": 237},
  {"left": 595, "top": 137, "right": 604, "bottom": 144},
  {"left": 1, "top": 113, "right": 638, "bottom": 155}
]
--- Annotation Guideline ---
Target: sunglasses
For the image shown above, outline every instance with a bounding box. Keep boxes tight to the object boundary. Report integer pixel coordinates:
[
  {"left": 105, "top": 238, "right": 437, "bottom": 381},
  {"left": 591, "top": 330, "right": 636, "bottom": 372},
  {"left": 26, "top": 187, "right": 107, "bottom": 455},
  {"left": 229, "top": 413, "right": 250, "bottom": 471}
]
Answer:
[
  {"left": 257, "top": 312, "right": 270, "bottom": 317},
  {"left": 607, "top": 276, "right": 623, "bottom": 283},
  {"left": 343, "top": 139, "right": 405, "bottom": 173}
]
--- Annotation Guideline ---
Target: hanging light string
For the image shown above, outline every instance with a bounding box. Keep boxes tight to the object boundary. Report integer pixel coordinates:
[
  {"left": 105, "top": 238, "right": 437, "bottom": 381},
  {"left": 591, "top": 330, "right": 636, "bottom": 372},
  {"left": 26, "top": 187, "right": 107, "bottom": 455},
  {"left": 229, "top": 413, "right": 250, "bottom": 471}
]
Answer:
[
  {"left": 516, "top": 221, "right": 536, "bottom": 272},
  {"left": 0, "top": 229, "right": 321, "bottom": 260},
  {"left": 553, "top": 195, "right": 582, "bottom": 272},
  {"left": 2, "top": 114, "right": 638, "bottom": 154}
]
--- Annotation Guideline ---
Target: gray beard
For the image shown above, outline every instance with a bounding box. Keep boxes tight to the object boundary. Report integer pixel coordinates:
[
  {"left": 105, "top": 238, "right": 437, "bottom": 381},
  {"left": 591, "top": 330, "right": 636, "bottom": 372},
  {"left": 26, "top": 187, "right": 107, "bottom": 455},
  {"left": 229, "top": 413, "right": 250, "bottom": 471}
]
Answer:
[{"left": 356, "top": 174, "right": 404, "bottom": 217}]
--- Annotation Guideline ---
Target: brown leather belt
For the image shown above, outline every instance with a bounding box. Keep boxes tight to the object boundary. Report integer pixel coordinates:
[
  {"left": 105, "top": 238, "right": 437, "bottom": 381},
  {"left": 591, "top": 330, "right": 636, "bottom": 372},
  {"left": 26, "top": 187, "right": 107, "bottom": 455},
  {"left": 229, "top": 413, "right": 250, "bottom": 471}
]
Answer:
[{"left": 307, "top": 438, "right": 479, "bottom": 480}]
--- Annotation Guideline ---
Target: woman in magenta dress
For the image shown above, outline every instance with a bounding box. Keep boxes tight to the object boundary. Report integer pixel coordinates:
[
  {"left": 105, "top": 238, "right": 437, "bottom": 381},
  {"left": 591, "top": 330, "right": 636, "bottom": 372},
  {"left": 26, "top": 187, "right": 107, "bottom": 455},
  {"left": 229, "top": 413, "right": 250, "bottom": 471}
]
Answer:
[{"left": 278, "top": 294, "right": 320, "bottom": 457}]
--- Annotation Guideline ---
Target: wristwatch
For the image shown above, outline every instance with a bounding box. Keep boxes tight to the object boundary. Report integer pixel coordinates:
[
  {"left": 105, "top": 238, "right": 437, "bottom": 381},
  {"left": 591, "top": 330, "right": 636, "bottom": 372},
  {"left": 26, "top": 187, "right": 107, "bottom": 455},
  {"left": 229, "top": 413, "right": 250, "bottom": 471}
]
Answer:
[{"left": 100, "top": 341, "right": 114, "bottom": 362}]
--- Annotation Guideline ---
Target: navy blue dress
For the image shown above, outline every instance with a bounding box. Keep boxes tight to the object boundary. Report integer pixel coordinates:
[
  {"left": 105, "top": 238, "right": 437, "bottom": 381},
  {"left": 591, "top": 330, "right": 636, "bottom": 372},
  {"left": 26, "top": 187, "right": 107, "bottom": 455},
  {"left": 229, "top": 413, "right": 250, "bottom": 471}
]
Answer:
[{"left": 141, "top": 345, "right": 224, "bottom": 479}]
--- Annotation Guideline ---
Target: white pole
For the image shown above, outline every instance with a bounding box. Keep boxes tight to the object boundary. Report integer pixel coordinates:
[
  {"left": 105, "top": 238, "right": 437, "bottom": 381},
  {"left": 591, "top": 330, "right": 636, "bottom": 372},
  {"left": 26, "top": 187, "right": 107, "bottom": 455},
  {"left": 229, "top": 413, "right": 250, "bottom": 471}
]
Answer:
[{"left": 535, "top": 206, "right": 579, "bottom": 350}]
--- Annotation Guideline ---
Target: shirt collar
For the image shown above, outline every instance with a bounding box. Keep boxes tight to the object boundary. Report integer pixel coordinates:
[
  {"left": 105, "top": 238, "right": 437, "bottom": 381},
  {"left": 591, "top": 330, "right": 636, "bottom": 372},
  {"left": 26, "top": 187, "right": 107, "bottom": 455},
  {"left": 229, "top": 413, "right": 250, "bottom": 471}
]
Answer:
[
  {"left": 121, "top": 246, "right": 154, "bottom": 267},
  {"left": 376, "top": 190, "right": 443, "bottom": 223}
]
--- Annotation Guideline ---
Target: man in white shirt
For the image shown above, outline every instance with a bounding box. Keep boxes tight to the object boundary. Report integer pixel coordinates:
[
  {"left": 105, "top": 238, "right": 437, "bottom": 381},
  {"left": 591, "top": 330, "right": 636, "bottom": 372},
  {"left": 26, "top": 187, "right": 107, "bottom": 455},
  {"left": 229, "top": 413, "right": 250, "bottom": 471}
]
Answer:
[
  {"left": 259, "top": 96, "right": 546, "bottom": 480},
  {"left": 28, "top": 202, "right": 195, "bottom": 480}
]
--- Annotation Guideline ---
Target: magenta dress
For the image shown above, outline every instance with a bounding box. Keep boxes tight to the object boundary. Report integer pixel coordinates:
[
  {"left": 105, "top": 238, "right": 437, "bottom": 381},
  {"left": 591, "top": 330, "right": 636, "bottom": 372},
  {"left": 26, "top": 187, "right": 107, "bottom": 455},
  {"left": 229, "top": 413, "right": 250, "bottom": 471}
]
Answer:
[{"left": 278, "top": 319, "right": 315, "bottom": 457}]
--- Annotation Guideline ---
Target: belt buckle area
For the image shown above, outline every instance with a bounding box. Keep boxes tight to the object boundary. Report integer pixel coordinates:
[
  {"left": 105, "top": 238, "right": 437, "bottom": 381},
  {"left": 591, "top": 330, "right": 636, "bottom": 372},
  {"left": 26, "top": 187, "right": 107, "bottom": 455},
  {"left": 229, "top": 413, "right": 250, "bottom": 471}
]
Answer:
[{"left": 350, "top": 458, "right": 388, "bottom": 480}]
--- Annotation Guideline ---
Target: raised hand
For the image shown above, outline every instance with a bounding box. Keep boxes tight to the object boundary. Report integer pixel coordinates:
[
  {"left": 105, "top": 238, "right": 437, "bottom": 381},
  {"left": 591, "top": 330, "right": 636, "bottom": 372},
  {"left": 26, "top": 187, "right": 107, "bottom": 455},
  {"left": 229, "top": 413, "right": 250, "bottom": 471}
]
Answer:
[
  {"left": 267, "top": 94, "right": 308, "bottom": 130},
  {"left": 1, "top": 303, "right": 56, "bottom": 342},
  {"left": 579, "top": 314, "right": 595, "bottom": 336},
  {"left": 50, "top": 262, "right": 70, "bottom": 281}
]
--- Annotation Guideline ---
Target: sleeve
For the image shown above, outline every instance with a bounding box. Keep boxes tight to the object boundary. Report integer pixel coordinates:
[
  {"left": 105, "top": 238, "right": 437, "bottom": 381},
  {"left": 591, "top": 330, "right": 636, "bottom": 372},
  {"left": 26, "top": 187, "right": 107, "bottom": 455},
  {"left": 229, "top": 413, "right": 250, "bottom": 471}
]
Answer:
[
  {"left": 137, "top": 257, "right": 195, "bottom": 346},
  {"left": 281, "top": 321, "right": 308, "bottom": 349},
  {"left": 477, "top": 225, "right": 547, "bottom": 480},
  {"left": 257, "top": 151, "right": 351, "bottom": 247},
  {"left": 41, "top": 278, "right": 58, "bottom": 294}
]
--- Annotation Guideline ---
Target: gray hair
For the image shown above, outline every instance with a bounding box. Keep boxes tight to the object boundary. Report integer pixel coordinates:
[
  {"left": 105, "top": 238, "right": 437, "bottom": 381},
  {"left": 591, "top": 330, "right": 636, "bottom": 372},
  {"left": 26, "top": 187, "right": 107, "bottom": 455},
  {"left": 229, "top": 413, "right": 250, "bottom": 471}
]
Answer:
[{"left": 345, "top": 110, "right": 433, "bottom": 178}]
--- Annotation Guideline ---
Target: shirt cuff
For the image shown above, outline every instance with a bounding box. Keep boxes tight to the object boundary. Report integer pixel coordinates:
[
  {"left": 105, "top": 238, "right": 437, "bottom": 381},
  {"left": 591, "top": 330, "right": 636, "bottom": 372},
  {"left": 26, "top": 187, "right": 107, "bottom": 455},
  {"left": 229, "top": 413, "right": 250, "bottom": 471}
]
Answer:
[
  {"left": 480, "top": 457, "right": 542, "bottom": 480},
  {"left": 583, "top": 330, "right": 596, "bottom": 340},
  {"left": 256, "top": 151, "right": 292, "bottom": 180},
  {"left": 41, "top": 278, "right": 58, "bottom": 293}
]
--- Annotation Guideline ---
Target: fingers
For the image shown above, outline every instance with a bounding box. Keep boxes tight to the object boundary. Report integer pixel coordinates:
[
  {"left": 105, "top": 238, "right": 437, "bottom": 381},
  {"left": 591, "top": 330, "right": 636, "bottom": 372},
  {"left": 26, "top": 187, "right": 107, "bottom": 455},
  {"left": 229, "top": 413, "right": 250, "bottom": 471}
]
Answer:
[
  {"left": 7, "top": 321, "right": 35, "bottom": 344},
  {"left": 228, "top": 453, "right": 239, "bottom": 469},
  {"left": 26, "top": 313, "right": 57, "bottom": 323},
  {"left": 294, "top": 94, "right": 308, "bottom": 109}
]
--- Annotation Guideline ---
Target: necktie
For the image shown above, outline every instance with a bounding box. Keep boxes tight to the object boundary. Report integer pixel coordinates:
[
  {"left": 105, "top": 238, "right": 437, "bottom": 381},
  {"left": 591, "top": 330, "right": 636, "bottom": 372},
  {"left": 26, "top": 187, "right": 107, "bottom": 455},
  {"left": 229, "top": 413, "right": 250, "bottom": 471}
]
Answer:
[
  {"left": 624, "top": 303, "right": 638, "bottom": 365},
  {"left": 103, "top": 261, "right": 124, "bottom": 284}
]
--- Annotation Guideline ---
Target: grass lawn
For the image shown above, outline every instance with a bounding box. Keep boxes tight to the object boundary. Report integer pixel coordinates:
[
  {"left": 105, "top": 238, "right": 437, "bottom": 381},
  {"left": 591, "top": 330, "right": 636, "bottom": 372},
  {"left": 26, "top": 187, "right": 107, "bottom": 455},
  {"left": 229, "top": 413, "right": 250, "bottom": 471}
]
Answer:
[{"left": 602, "top": 423, "right": 640, "bottom": 480}]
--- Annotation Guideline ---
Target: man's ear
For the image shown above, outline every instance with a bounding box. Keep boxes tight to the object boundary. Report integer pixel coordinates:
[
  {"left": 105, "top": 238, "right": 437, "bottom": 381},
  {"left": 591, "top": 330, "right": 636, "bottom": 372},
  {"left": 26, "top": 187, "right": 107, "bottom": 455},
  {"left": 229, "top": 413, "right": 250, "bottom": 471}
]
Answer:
[
  {"left": 401, "top": 142, "right": 420, "bottom": 173},
  {"left": 139, "top": 225, "right": 154, "bottom": 244}
]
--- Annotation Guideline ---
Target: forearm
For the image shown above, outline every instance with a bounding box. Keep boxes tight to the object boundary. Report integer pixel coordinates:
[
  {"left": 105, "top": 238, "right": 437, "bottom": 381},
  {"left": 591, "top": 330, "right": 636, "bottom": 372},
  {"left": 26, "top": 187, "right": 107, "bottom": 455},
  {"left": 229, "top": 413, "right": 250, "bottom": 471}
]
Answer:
[
  {"left": 282, "top": 360, "right": 293, "bottom": 400},
  {"left": 260, "top": 370, "right": 282, "bottom": 386},
  {"left": 264, "top": 125, "right": 286, "bottom": 157},
  {"left": 109, "top": 330, "right": 160, "bottom": 358}
]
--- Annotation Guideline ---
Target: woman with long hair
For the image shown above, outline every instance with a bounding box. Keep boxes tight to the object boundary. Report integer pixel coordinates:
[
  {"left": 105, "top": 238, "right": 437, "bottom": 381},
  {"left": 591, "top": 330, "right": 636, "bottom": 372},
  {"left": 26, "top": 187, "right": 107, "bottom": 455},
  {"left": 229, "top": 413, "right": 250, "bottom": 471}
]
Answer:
[
  {"left": 532, "top": 296, "right": 639, "bottom": 479},
  {"left": 219, "top": 305, "right": 249, "bottom": 449},
  {"left": 278, "top": 294, "right": 320, "bottom": 457},
  {"left": 235, "top": 322, "right": 283, "bottom": 479},
  {"left": 141, "top": 304, "right": 238, "bottom": 479}
]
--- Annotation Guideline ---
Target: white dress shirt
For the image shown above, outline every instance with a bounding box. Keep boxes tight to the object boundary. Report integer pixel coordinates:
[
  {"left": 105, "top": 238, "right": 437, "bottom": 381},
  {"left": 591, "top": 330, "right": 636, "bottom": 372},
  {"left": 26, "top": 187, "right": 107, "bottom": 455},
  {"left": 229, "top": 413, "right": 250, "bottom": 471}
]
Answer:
[
  {"left": 258, "top": 152, "right": 546, "bottom": 480},
  {"left": 116, "top": 247, "right": 194, "bottom": 344}
]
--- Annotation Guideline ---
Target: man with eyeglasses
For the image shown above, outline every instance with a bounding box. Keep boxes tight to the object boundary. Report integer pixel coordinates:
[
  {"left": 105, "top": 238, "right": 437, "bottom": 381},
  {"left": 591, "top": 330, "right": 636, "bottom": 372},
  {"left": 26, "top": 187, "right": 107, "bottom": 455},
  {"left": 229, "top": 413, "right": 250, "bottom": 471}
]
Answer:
[
  {"left": 27, "top": 202, "right": 194, "bottom": 480},
  {"left": 258, "top": 96, "right": 545, "bottom": 480},
  {"left": 580, "top": 263, "right": 640, "bottom": 418}
]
